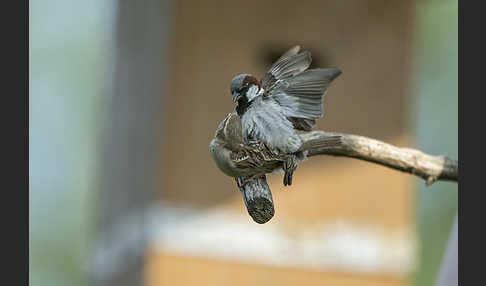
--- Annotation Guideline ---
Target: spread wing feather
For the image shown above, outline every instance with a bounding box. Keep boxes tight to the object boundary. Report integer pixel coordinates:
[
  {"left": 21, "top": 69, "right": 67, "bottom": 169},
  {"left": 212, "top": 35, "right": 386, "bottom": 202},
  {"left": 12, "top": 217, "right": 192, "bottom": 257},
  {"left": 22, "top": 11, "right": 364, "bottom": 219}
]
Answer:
[
  {"left": 260, "top": 46, "right": 341, "bottom": 131},
  {"left": 260, "top": 46, "right": 312, "bottom": 93},
  {"left": 273, "top": 68, "right": 342, "bottom": 120}
]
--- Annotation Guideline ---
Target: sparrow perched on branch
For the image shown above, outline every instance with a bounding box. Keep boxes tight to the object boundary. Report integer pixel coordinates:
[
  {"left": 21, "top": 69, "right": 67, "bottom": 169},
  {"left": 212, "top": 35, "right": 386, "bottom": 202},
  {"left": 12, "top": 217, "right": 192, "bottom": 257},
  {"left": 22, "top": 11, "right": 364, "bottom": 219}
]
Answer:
[
  {"left": 209, "top": 113, "right": 277, "bottom": 222},
  {"left": 209, "top": 111, "right": 288, "bottom": 185},
  {"left": 230, "top": 45, "right": 342, "bottom": 186}
]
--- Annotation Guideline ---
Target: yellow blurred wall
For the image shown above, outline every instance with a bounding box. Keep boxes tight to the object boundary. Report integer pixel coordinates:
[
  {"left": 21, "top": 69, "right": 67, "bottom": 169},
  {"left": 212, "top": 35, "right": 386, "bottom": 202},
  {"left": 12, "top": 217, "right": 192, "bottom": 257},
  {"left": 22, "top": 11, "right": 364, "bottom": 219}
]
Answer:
[
  {"left": 150, "top": 0, "right": 415, "bottom": 285},
  {"left": 145, "top": 253, "right": 407, "bottom": 286}
]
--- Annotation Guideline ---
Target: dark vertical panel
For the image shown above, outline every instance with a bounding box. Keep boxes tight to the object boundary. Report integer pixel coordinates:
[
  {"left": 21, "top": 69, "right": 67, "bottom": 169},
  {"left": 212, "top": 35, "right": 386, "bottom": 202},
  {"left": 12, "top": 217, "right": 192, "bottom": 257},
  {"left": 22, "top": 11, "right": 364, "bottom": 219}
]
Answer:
[{"left": 90, "top": 1, "right": 171, "bottom": 285}]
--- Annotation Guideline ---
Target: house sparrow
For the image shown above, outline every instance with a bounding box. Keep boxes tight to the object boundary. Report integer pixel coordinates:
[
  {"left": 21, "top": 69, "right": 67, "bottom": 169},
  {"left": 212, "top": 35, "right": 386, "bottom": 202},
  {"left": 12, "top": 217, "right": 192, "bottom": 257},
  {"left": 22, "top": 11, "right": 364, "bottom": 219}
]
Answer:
[
  {"left": 209, "top": 111, "right": 289, "bottom": 185},
  {"left": 209, "top": 113, "right": 277, "bottom": 223},
  {"left": 230, "top": 46, "right": 342, "bottom": 186}
]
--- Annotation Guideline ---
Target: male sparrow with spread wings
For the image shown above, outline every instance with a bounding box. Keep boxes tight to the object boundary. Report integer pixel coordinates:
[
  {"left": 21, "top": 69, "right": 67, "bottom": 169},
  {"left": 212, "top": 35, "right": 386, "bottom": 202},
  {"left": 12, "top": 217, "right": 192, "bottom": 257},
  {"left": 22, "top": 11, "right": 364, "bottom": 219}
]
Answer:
[{"left": 229, "top": 45, "right": 342, "bottom": 185}]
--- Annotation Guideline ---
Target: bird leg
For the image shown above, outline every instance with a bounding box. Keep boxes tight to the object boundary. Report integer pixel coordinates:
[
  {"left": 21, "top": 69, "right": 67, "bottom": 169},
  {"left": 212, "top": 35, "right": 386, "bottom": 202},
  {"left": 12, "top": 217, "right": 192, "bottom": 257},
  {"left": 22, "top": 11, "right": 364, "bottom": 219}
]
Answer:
[
  {"left": 283, "top": 154, "right": 298, "bottom": 186},
  {"left": 239, "top": 140, "right": 298, "bottom": 187}
]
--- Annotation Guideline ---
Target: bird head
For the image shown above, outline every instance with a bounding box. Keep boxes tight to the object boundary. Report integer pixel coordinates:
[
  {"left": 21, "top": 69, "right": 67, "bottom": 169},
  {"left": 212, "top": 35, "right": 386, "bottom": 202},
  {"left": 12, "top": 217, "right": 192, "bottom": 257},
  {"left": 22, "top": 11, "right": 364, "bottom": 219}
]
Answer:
[{"left": 230, "top": 74, "right": 262, "bottom": 103}]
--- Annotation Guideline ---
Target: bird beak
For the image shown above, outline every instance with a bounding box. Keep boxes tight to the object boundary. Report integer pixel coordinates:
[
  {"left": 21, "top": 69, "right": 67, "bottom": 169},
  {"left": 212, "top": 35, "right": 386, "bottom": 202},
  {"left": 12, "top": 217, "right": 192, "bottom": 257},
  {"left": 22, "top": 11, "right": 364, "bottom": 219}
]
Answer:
[{"left": 232, "top": 93, "right": 241, "bottom": 103}]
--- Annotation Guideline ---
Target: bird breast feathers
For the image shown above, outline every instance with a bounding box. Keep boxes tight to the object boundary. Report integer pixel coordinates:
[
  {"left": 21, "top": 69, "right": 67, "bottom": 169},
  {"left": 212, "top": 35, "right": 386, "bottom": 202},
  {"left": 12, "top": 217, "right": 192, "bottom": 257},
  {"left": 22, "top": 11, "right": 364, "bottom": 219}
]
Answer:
[{"left": 241, "top": 98, "right": 300, "bottom": 153}]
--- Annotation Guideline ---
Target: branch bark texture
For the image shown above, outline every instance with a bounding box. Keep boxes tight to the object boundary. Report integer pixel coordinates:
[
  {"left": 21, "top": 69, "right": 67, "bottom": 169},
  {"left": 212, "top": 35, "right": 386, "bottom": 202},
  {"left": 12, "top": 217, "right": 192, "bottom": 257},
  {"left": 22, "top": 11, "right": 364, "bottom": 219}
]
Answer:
[{"left": 299, "top": 131, "right": 458, "bottom": 185}]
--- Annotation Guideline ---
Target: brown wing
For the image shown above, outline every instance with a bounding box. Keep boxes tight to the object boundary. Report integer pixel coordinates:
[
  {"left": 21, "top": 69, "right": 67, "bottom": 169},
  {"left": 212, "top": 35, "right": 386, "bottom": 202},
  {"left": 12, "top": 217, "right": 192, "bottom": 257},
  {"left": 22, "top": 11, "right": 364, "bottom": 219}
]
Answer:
[
  {"left": 219, "top": 112, "right": 284, "bottom": 170},
  {"left": 231, "top": 141, "right": 286, "bottom": 171},
  {"left": 220, "top": 112, "right": 245, "bottom": 151}
]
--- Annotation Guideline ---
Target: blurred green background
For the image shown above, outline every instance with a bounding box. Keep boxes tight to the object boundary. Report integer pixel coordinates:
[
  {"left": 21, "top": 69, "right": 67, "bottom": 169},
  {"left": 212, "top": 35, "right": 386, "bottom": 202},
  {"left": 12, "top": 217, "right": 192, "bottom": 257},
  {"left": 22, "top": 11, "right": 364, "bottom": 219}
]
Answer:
[
  {"left": 29, "top": 0, "right": 114, "bottom": 285},
  {"left": 411, "top": 1, "right": 458, "bottom": 286}
]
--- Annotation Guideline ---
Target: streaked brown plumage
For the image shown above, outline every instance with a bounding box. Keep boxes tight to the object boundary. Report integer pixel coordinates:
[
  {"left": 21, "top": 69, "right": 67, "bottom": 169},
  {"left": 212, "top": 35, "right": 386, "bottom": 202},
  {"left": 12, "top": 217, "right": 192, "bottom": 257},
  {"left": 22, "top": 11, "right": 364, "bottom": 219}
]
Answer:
[{"left": 209, "top": 112, "right": 290, "bottom": 186}]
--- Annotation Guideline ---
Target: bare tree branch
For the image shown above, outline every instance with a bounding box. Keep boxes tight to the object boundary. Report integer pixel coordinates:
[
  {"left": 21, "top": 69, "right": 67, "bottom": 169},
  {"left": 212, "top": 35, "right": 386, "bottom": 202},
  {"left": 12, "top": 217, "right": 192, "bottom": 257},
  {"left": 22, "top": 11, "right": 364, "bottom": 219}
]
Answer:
[
  {"left": 240, "top": 130, "right": 458, "bottom": 224},
  {"left": 299, "top": 131, "right": 458, "bottom": 186}
]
